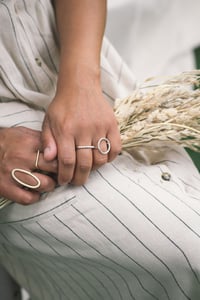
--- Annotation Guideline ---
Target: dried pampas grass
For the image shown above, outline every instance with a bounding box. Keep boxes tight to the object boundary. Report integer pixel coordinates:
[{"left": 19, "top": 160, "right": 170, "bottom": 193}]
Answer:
[{"left": 114, "top": 70, "right": 200, "bottom": 153}]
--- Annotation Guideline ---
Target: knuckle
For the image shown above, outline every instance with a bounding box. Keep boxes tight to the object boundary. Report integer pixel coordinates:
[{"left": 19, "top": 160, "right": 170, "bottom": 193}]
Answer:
[
  {"left": 40, "top": 176, "right": 49, "bottom": 187},
  {"left": 78, "top": 163, "right": 91, "bottom": 173},
  {"left": 94, "top": 121, "right": 102, "bottom": 131},
  {"left": 61, "top": 157, "right": 75, "bottom": 168},
  {"left": 1, "top": 159, "right": 9, "bottom": 174},
  {"left": 73, "top": 179, "right": 86, "bottom": 186},
  {"left": 61, "top": 122, "right": 74, "bottom": 134},
  {"left": 58, "top": 172, "right": 73, "bottom": 185},
  {"left": 78, "top": 122, "right": 90, "bottom": 132},
  {"left": 42, "top": 177, "right": 55, "bottom": 191}
]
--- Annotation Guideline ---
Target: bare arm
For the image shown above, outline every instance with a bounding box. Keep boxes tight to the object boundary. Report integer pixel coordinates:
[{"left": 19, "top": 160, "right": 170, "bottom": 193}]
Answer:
[
  {"left": 55, "top": 0, "right": 106, "bottom": 81},
  {"left": 42, "top": 0, "right": 121, "bottom": 186}
]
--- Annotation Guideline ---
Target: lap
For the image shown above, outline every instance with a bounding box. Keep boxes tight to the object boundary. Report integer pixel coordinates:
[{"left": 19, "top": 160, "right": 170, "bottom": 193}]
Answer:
[{"left": 0, "top": 148, "right": 200, "bottom": 299}]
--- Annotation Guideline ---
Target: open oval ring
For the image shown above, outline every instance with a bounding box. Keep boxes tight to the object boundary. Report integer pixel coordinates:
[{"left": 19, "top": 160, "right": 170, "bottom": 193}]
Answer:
[
  {"left": 11, "top": 168, "right": 41, "bottom": 189},
  {"left": 76, "top": 137, "right": 111, "bottom": 155},
  {"left": 97, "top": 137, "right": 111, "bottom": 155}
]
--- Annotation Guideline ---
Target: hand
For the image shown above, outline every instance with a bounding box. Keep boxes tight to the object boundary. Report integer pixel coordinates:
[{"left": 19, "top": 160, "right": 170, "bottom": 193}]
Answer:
[
  {"left": 42, "top": 83, "right": 121, "bottom": 186},
  {"left": 0, "top": 127, "right": 57, "bottom": 205}
]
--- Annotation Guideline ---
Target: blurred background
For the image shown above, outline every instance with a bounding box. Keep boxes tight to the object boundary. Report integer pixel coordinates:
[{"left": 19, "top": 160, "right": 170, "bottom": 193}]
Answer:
[{"left": 106, "top": 0, "right": 200, "bottom": 171}]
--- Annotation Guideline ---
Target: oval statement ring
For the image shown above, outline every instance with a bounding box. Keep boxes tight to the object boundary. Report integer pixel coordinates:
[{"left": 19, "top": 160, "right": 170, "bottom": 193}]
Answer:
[{"left": 11, "top": 168, "right": 41, "bottom": 189}]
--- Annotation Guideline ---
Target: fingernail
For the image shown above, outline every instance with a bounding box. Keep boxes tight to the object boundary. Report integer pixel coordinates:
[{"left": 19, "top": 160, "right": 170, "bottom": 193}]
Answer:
[{"left": 44, "top": 147, "right": 51, "bottom": 160}]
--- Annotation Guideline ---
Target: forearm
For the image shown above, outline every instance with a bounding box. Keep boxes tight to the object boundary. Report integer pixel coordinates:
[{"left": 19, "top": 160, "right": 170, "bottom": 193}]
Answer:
[
  {"left": 42, "top": 0, "right": 120, "bottom": 186},
  {"left": 54, "top": 0, "right": 107, "bottom": 93}
]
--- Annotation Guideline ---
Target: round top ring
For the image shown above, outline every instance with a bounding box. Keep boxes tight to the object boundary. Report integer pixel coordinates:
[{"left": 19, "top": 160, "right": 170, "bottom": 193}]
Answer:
[
  {"left": 97, "top": 137, "right": 111, "bottom": 155},
  {"left": 76, "top": 137, "right": 111, "bottom": 155}
]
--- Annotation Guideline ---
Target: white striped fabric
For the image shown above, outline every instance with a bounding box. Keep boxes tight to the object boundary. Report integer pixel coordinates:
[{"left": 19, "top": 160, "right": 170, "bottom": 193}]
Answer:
[{"left": 0, "top": 1, "right": 200, "bottom": 299}]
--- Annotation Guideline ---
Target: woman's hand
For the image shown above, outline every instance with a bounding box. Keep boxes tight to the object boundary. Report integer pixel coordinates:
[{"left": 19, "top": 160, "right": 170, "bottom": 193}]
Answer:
[
  {"left": 0, "top": 127, "right": 57, "bottom": 205},
  {"left": 42, "top": 80, "right": 121, "bottom": 186},
  {"left": 41, "top": 0, "right": 121, "bottom": 186}
]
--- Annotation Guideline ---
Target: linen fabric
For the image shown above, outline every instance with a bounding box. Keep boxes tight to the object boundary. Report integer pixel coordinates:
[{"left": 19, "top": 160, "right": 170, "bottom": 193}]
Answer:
[{"left": 0, "top": 1, "right": 200, "bottom": 299}]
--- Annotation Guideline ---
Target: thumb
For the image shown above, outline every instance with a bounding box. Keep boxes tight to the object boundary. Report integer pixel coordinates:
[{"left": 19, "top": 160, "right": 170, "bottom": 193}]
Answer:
[{"left": 42, "top": 117, "right": 57, "bottom": 161}]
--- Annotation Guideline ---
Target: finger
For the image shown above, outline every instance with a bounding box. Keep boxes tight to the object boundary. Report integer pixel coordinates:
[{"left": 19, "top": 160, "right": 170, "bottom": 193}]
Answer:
[
  {"left": 34, "top": 151, "right": 58, "bottom": 174},
  {"left": 42, "top": 117, "right": 57, "bottom": 161},
  {"left": 92, "top": 136, "right": 108, "bottom": 170},
  {"left": 3, "top": 185, "right": 40, "bottom": 205},
  {"left": 57, "top": 136, "right": 76, "bottom": 185},
  {"left": 107, "top": 129, "right": 122, "bottom": 162},
  {"left": 33, "top": 172, "right": 56, "bottom": 193},
  {"left": 72, "top": 144, "right": 93, "bottom": 185}
]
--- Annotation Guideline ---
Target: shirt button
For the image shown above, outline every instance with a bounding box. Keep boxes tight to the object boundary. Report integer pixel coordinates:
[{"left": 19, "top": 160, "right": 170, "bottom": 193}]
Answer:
[
  {"left": 35, "top": 57, "right": 42, "bottom": 67},
  {"left": 161, "top": 172, "right": 171, "bottom": 181}
]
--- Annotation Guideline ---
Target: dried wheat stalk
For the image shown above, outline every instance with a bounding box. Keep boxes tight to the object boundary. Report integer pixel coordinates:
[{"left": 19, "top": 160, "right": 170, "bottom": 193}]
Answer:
[
  {"left": 114, "top": 70, "right": 200, "bottom": 152},
  {"left": 1, "top": 70, "right": 200, "bottom": 209}
]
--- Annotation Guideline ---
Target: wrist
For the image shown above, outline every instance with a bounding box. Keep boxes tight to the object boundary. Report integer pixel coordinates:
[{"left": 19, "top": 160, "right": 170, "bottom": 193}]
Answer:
[{"left": 56, "top": 62, "right": 101, "bottom": 95}]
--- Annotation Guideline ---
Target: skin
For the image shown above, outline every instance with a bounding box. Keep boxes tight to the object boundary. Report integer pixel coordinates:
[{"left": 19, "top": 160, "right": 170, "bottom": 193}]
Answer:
[
  {"left": 0, "top": 127, "right": 57, "bottom": 205},
  {"left": 42, "top": 0, "right": 121, "bottom": 186}
]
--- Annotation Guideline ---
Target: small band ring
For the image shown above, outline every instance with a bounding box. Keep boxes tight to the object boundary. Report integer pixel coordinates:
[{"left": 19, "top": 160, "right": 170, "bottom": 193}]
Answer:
[
  {"left": 76, "top": 137, "right": 111, "bottom": 155},
  {"left": 76, "top": 145, "right": 95, "bottom": 150},
  {"left": 35, "top": 150, "right": 40, "bottom": 169},
  {"left": 11, "top": 168, "right": 41, "bottom": 189}
]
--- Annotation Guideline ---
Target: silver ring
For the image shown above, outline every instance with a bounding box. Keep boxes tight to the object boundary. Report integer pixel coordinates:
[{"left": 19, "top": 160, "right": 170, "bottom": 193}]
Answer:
[
  {"left": 97, "top": 137, "right": 111, "bottom": 155},
  {"left": 76, "top": 137, "right": 111, "bottom": 155},
  {"left": 11, "top": 168, "right": 41, "bottom": 189},
  {"left": 76, "top": 145, "right": 95, "bottom": 150}
]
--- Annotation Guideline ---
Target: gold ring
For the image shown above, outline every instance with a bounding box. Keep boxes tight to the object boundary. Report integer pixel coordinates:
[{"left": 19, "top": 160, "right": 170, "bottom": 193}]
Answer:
[
  {"left": 11, "top": 168, "right": 41, "bottom": 189},
  {"left": 35, "top": 150, "right": 40, "bottom": 169}
]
